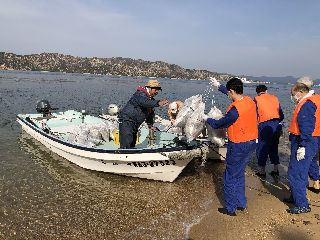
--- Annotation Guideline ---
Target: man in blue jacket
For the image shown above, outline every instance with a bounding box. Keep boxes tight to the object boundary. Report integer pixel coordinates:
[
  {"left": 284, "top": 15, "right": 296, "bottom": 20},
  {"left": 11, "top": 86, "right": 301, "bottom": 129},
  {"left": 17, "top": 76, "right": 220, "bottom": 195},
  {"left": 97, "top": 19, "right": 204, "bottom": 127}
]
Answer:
[
  {"left": 205, "top": 77, "right": 258, "bottom": 216},
  {"left": 210, "top": 78, "right": 284, "bottom": 177},
  {"left": 254, "top": 85, "right": 284, "bottom": 177},
  {"left": 296, "top": 76, "right": 320, "bottom": 194},
  {"left": 119, "top": 80, "right": 169, "bottom": 149},
  {"left": 287, "top": 83, "right": 320, "bottom": 214}
]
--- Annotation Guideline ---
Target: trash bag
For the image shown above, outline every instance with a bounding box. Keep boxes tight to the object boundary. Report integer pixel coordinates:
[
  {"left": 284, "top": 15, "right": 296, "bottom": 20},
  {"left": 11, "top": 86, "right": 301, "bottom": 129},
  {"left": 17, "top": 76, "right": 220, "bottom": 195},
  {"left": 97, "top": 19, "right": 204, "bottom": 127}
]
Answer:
[
  {"left": 153, "top": 115, "right": 183, "bottom": 135},
  {"left": 174, "top": 95, "right": 203, "bottom": 128},
  {"left": 185, "top": 102, "right": 205, "bottom": 142},
  {"left": 67, "top": 122, "right": 118, "bottom": 147},
  {"left": 101, "top": 119, "right": 119, "bottom": 140},
  {"left": 206, "top": 106, "right": 226, "bottom": 146}
]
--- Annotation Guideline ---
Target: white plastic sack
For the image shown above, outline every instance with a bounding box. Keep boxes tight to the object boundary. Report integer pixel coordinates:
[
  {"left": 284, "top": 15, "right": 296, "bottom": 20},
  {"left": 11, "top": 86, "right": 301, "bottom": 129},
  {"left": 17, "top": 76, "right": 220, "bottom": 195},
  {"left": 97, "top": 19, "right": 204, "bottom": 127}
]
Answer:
[
  {"left": 67, "top": 122, "right": 118, "bottom": 147},
  {"left": 154, "top": 115, "right": 183, "bottom": 135},
  {"left": 174, "top": 95, "right": 203, "bottom": 127},
  {"left": 185, "top": 102, "right": 205, "bottom": 142},
  {"left": 101, "top": 118, "right": 119, "bottom": 140},
  {"left": 206, "top": 106, "right": 226, "bottom": 146},
  {"left": 68, "top": 125, "right": 100, "bottom": 148}
]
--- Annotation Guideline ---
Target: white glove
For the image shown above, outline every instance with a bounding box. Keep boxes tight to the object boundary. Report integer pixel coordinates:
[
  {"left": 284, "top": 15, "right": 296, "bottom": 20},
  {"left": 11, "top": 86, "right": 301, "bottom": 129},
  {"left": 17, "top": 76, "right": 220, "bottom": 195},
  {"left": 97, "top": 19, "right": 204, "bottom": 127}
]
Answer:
[
  {"left": 203, "top": 114, "right": 209, "bottom": 121},
  {"left": 209, "top": 77, "right": 221, "bottom": 88},
  {"left": 296, "top": 147, "right": 306, "bottom": 161}
]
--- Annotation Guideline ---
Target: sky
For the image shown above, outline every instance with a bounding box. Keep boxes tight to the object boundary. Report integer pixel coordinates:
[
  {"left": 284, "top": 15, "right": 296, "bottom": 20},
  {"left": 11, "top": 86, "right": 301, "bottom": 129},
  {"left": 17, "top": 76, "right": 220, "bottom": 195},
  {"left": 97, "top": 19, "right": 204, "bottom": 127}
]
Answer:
[{"left": 0, "top": 0, "right": 319, "bottom": 78}]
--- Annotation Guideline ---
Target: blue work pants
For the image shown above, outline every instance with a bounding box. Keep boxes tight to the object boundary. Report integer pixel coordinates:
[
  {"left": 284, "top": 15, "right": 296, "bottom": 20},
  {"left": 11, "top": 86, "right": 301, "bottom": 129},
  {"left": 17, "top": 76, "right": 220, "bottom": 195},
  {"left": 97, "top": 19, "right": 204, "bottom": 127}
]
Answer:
[
  {"left": 288, "top": 136, "right": 317, "bottom": 208},
  {"left": 308, "top": 137, "right": 320, "bottom": 181},
  {"left": 119, "top": 120, "right": 138, "bottom": 149},
  {"left": 224, "top": 140, "right": 257, "bottom": 213},
  {"left": 256, "top": 120, "right": 281, "bottom": 167}
]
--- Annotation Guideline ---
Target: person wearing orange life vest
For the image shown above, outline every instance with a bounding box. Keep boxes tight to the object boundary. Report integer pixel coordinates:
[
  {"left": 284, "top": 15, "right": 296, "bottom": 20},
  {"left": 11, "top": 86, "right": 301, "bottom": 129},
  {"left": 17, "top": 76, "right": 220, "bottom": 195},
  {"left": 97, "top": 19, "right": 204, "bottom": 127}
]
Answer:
[
  {"left": 254, "top": 85, "right": 284, "bottom": 177},
  {"left": 286, "top": 83, "right": 320, "bottom": 214},
  {"left": 296, "top": 76, "right": 320, "bottom": 194},
  {"left": 204, "top": 77, "right": 258, "bottom": 216}
]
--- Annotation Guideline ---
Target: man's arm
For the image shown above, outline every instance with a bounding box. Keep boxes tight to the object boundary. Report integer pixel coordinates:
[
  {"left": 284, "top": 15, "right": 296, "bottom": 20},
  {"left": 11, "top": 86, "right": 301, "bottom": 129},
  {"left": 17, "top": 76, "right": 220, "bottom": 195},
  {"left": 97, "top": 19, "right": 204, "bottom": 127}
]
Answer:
[
  {"left": 298, "top": 101, "right": 316, "bottom": 147},
  {"left": 133, "top": 92, "right": 159, "bottom": 108},
  {"left": 279, "top": 106, "right": 284, "bottom": 122},
  {"left": 218, "top": 85, "right": 228, "bottom": 95},
  {"left": 210, "top": 77, "right": 228, "bottom": 95}
]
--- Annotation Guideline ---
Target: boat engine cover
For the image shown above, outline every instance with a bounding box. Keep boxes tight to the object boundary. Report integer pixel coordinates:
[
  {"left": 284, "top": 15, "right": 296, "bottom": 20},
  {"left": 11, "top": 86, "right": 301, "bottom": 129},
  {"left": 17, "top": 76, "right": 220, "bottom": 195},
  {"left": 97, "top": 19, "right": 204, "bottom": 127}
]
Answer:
[{"left": 36, "top": 100, "right": 51, "bottom": 114}]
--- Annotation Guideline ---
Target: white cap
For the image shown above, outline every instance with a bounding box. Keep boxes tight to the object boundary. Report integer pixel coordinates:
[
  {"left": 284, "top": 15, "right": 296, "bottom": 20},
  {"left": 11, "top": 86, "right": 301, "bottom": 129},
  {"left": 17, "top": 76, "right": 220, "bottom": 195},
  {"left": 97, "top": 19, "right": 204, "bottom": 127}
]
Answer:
[
  {"left": 169, "top": 102, "right": 178, "bottom": 114},
  {"left": 297, "top": 76, "right": 314, "bottom": 89},
  {"left": 108, "top": 104, "right": 119, "bottom": 116}
]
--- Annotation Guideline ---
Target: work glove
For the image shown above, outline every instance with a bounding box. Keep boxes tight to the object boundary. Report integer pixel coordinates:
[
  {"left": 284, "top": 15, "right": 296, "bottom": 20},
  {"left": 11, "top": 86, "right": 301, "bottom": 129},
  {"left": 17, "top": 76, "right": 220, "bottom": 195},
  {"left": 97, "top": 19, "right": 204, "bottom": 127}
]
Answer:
[
  {"left": 296, "top": 147, "right": 306, "bottom": 161},
  {"left": 209, "top": 77, "right": 221, "bottom": 88},
  {"left": 203, "top": 114, "right": 209, "bottom": 121}
]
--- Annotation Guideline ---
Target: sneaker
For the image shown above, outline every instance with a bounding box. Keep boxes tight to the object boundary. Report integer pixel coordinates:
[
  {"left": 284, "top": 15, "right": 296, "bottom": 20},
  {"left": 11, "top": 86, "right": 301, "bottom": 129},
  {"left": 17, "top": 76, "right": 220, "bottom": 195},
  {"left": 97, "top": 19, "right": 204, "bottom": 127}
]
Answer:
[
  {"left": 270, "top": 170, "right": 279, "bottom": 176},
  {"left": 307, "top": 186, "right": 320, "bottom": 194},
  {"left": 255, "top": 172, "right": 266, "bottom": 177},
  {"left": 218, "top": 208, "right": 236, "bottom": 216},
  {"left": 287, "top": 206, "right": 311, "bottom": 214}
]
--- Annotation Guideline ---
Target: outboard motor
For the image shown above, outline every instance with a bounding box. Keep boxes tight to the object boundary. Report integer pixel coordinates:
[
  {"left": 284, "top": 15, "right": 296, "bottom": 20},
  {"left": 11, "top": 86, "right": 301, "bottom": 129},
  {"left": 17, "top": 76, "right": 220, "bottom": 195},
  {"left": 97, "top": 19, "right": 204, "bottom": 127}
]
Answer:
[{"left": 36, "top": 100, "right": 57, "bottom": 117}]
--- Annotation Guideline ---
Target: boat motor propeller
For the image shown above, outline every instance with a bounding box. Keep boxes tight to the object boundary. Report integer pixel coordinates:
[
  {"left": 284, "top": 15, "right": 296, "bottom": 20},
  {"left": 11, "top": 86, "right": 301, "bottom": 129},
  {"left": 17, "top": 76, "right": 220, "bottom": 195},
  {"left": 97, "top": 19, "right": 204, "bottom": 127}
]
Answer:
[{"left": 36, "top": 100, "right": 58, "bottom": 117}]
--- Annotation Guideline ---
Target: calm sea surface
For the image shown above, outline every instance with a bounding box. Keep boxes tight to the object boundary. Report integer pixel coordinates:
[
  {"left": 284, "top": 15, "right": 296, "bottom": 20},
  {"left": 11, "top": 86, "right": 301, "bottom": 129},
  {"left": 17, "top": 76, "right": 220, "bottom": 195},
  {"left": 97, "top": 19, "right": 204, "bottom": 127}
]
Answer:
[{"left": 0, "top": 70, "right": 298, "bottom": 239}]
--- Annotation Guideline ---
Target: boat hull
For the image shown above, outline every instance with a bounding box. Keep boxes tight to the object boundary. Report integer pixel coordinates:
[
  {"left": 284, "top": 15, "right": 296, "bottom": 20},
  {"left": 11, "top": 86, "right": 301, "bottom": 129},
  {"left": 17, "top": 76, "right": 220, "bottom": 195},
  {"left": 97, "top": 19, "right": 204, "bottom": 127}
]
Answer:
[{"left": 17, "top": 117, "right": 198, "bottom": 182}]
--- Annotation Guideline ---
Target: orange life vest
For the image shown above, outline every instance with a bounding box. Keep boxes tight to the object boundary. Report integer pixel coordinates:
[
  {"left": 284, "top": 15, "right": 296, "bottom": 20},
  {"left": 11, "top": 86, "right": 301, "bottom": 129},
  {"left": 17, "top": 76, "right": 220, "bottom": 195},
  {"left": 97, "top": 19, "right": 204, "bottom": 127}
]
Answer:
[
  {"left": 226, "top": 96, "right": 258, "bottom": 143},
  {"left": 289, "top": 94, "right": 320, "bottom": 136},
  {"left": 254, "top": 93, "right": 280, "bottom": 123}
]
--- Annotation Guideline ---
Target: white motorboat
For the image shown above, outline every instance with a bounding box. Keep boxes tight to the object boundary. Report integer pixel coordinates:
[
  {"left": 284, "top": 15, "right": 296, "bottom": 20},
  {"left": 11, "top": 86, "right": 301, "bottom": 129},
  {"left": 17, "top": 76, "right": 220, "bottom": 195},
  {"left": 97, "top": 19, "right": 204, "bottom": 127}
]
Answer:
[
  {"left": 17, "top": 101, "right": 226, "bottom": 182},
  {"left": 16, "top": 107, "right": 200, "bottom": 182}
]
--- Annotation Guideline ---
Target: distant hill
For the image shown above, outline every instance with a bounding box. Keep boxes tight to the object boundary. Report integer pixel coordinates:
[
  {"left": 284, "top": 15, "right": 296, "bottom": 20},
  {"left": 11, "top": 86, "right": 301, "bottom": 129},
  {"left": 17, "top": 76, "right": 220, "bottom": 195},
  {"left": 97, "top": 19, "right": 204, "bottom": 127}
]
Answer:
[
  {"left": 0, "top": 52, "right": 234, "bottom": 81},
  {"left": 2, "top": 52, "right": 316, "bottom": 83}
]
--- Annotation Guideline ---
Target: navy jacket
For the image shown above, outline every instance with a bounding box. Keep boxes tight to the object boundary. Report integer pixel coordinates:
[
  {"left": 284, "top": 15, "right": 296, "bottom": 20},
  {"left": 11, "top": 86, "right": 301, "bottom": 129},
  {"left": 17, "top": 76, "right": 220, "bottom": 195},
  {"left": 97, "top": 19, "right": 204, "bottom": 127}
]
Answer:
[{"left": 119, "top": 86, "right": 159, "bottom": 127}]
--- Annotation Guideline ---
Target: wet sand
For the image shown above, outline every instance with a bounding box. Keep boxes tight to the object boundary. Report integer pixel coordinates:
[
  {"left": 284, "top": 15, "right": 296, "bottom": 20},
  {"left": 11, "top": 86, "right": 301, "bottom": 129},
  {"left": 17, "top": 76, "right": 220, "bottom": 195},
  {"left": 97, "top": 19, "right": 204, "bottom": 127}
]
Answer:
[{"left": 188, "top": 145, "right": 320, "bottom": 240}]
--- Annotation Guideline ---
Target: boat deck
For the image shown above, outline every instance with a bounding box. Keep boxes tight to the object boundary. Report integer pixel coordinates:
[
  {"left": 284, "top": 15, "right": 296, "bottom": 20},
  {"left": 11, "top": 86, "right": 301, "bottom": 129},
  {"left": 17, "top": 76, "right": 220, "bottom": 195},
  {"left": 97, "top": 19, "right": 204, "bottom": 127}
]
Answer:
[{"left": 18, "top": 110, "right": 183, "bottom": 151}]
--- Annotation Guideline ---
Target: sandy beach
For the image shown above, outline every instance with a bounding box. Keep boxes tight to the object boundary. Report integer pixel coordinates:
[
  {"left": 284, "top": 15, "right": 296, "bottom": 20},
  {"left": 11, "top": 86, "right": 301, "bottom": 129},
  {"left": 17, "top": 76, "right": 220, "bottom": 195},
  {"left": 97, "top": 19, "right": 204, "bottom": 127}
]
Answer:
[{"left": 188, "top": 144, "right": 320, "bottom": 240}]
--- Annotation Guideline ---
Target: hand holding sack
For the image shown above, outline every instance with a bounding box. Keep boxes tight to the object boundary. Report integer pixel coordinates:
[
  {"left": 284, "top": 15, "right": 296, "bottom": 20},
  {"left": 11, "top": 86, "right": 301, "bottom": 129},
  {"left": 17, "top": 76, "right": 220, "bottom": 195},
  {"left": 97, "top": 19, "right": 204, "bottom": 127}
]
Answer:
[
  {"left": 209, "top": 77, "right": 221, "bottom": 88},
  {"left": 203, "top": 114, "right": 209, "bottom": 121}
]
